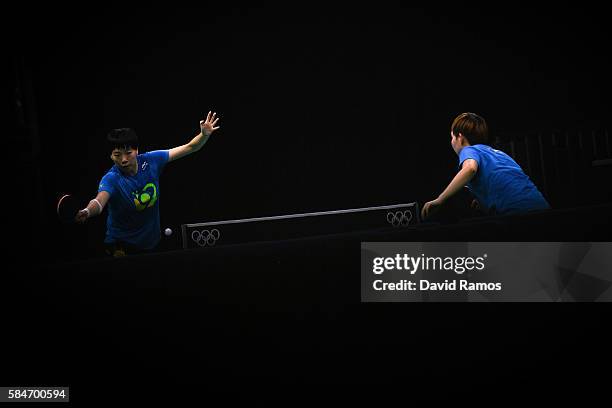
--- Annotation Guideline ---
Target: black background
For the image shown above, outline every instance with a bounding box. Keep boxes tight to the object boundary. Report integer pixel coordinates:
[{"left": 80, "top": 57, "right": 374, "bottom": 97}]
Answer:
[
  {"left": 6, "top": 3, "right": 612, "bottom": 404},
  {"left": 9, "top": 3, "right": 612, "bottom": 260}
]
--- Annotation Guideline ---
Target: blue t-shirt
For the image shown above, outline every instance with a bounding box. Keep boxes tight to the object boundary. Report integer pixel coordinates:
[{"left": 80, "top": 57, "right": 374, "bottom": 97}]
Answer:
[
  {"left": 458, "top": 145, "right": 550, "bottom": 215},
  {"left": 98, "top": 150, "right": 169, "bottom": 249}
]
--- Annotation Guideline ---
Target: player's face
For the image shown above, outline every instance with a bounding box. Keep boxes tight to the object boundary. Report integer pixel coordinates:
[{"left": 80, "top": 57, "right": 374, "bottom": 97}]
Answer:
[{"left": 111, "top": 147, "right": 138, "bottom": 174}]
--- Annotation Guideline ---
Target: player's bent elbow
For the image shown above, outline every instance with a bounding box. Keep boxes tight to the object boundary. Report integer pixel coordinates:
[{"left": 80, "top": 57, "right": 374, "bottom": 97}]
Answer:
[{"left": 461, "top": 165, "right": 478, "bottom": 180}]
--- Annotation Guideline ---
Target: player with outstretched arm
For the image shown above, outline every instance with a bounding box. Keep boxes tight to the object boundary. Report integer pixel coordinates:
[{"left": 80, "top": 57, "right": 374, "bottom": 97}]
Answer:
[{"left": 75, "top": 111, "right": 220, "bottom": 257}]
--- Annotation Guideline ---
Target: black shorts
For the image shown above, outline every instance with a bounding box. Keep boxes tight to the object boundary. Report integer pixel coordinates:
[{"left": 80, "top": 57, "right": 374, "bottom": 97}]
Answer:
[{"left": 104, "top": 241, "right": 153, "bottom": 257}]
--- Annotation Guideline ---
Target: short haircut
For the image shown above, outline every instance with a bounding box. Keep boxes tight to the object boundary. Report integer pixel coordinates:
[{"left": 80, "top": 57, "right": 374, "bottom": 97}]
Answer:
[
  {"left": 107, "top": 128, "right": 139, "bottom": 151},
  {"left": 451, "top": 112, "right": 488, "bottom": 145}
]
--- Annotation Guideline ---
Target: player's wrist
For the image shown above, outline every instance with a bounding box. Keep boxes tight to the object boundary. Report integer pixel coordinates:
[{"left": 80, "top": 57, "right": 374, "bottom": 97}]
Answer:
[{"left": 89, "top": 199, "right": 102, "bottom": 215}]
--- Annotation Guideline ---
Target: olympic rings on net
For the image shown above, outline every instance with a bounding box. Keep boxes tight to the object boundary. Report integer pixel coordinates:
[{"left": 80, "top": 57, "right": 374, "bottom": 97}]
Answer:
[
  {"left": 386, "top": 210, "right": 413, "bottom": 227},
  {"left": 191, "top": 228, "right": 221, "bottom": 247}
]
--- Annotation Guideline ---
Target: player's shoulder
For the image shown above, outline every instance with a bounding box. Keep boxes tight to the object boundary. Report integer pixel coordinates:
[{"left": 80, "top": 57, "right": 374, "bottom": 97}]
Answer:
[
  {"left": 141, "top": 150, "right": 168, "bottom": 160},
  {"left": 99, "top": 167, "right": 120, "bottom": 192},
  {"left": 145, "top": 150, "right": 170, "bottom": 168},
  {"left": 101, "top": 166, "right": 120, "bottom": 182},
  {"left": 470, "top": 144, "right": 491, "bottom": 150},
  {"left": 469, "top": 144, "right": 501, "bottom": 156},
  {"left": 478, "top": 144, "right": 511, "bottom": 157},
  {"left": 103, "top": 165, "right": 119, "bottom": 177},
  {"left": 460, "top": 145, "right": 480, "bottom": 157}
]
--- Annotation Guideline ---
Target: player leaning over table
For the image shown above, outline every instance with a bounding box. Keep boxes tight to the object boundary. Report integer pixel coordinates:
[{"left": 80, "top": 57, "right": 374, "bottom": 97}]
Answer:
[
  {"left": 74, "top": 111, "right": 221, "bottom": 257},
  {"left": 421, "top": 112, "right": 550, "bottom": 220}
]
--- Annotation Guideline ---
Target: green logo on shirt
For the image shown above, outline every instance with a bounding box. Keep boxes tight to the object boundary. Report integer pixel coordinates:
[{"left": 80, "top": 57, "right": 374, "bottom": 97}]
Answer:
[{"left": 132, "top": 183, "right": 158, "bottom": 211}]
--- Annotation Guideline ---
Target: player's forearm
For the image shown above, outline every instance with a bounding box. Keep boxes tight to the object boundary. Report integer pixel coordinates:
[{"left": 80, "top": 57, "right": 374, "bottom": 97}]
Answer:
[
  {"left": 84, "top": 198, "right": 104, "bottom": 218},
  {"left": 437, "top": 167, "right": 476, "bottom": 203},
  {"left": 187, "top": 131, "right": 211, "bottom": 151}
]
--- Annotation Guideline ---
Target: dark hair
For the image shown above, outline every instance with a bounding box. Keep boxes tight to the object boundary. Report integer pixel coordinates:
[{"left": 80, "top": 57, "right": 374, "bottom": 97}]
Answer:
[
  {"left": 451, "top": 112, "right": 488, "bottom": 145},
  {"left": 107, "top": 128, "right": 139, "bottom": 151}
]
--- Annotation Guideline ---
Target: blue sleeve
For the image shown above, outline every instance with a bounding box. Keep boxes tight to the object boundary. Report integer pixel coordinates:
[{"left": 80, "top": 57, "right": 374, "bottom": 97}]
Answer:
[
  {"left": 98, "top": 172, "right": 116, "bottom": 195},
  {"left": 148, "top": 150, "right": 170, "bottom": 173},
  {"left": 458, "top": 146, "right": 481, "bottom": 170}
]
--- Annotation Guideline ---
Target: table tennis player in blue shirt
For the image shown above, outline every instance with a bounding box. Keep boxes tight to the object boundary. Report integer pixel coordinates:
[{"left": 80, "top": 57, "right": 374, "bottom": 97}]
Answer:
[
  {"left": 75, "top": 111, "right": 220, "bottom": 257},
  {"left": 421, "top": 112, "right": 550, "bottom": 220}
]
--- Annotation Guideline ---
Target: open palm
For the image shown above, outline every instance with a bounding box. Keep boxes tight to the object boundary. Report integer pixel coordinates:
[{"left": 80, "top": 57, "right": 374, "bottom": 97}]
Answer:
[{"left": 200, "top": 111, "right": 220, "bottom": 136}]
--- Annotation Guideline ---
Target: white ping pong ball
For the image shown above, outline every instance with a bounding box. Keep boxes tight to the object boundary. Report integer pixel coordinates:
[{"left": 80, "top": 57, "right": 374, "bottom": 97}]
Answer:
[{"left": 164, "top": 228, "right": 172, "bottom": 236}]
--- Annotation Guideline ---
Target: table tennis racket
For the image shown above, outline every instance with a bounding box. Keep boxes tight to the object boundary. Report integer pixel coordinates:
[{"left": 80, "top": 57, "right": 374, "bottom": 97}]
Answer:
[{"left": 57, "top": 194, "right": 80, "bottom": 223}]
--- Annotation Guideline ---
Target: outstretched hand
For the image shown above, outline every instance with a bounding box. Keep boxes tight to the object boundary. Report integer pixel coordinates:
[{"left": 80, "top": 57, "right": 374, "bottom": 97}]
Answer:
[
  {"left": 421, "top": 198, "right": 443, "bottom": 220},
  {"left": 200, "top": 111, "right": 220, "bottom": 136}
]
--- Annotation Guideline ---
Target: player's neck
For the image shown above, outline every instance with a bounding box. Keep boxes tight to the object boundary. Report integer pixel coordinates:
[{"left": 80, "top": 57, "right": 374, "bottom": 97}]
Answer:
[
  {"left": 456, "top": 142, "right": 471, "bottom": 155},
  {"left": 120, "top": 160, "right": 138, "bottom": 176}
]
